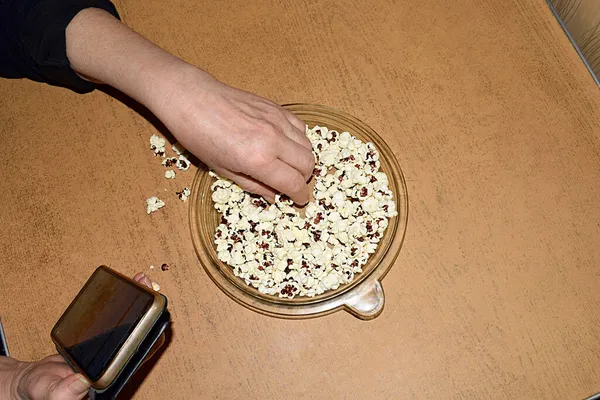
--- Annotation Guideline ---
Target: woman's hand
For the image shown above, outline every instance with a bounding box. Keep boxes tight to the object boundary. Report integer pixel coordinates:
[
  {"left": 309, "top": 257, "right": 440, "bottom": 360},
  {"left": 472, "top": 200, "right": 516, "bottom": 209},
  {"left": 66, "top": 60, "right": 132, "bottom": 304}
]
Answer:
[
  {"left": 154, "top": 70, "right": 314, "bottom": 203},
  {"left": 8, "top": 355, "right": 90, "bottom": 400}
]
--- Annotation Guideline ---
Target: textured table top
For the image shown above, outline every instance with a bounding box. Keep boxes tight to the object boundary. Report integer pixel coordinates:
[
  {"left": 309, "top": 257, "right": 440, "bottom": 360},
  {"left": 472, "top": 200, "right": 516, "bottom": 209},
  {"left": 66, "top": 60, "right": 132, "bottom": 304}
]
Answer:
[{"left": 1, "top": 0, "right": 600, "bottom": 398}]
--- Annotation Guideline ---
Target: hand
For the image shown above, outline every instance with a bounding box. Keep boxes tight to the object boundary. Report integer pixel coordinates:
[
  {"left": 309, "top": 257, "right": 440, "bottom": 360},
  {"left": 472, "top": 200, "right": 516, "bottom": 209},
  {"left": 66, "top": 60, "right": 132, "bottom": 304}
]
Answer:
[
  {"left": 0, "top": 273, "right": 162, "bottom": 400},
  {"left": 65, "top": 8, "right": 315, "bottom": 204},
  {"left": 155, "top": 70, "right": 315, "bottom": 204},
  {"left": 10, "top": 355, "right": 90, "bottom": 400}
]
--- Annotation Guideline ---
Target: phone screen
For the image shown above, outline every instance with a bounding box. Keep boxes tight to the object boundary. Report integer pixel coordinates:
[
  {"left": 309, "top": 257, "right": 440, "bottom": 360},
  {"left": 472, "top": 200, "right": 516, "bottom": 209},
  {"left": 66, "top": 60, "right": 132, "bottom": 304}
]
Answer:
[{"left": 52, "top": 268, "right": 154, "bottom": 381}]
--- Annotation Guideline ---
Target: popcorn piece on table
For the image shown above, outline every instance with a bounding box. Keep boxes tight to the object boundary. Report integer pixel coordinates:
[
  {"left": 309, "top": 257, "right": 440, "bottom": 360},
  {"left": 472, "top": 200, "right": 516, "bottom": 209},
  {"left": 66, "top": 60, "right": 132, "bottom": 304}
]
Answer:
[
  {"left": 146, "top": 197, "right": 165, "bottom": 214},
  {"left": 150, "top": 135, "right": 166, "bottom": 157},
  {"left": 176, "top": 154, "right": 191, "bottom": 171},
  {"left": 177, "top": 187, "right": 191, "bottom": 202}
]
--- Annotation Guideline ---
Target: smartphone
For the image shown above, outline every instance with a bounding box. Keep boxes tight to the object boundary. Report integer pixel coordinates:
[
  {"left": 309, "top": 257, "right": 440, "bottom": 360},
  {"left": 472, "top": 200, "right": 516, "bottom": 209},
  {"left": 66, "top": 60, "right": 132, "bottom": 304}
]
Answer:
[
  {"left": 0, "top": 318, "right": 9, "bottom": 357},
  {"left": 51, "top": 266, "right": 167, "bottom": 391}
]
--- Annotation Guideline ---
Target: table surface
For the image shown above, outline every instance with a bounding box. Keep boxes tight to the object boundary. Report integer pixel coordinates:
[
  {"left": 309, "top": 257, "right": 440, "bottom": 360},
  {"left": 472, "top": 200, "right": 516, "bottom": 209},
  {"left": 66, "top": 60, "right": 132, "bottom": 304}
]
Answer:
[{"left": 1, "top": 0, "right": 600, "bottom": 399}]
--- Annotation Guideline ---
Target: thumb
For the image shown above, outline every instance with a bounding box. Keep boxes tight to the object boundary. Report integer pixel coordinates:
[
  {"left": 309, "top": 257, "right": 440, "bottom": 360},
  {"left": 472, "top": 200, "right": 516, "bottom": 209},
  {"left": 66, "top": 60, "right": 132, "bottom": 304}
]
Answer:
[{"left": 53, "top": 374, "right": 90, "bottom": 399}]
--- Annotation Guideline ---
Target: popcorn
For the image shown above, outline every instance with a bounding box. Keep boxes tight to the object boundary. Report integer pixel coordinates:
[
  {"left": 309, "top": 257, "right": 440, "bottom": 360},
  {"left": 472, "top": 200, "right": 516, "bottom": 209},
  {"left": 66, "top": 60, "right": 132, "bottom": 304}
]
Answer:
[
  {"left": 177, "top": 187, "right": 191, "bottom": 202},
  {"left": 210, "top": 124, "right": 397, "bottom": 298},
  {"left": 150, "top": 135, "right": 166, "bottom": 157},
  {"left": 176, "top": 155, "right": 191, "bottom": 171},
  {"left": 164, "top": 170, "right": 176, "bottom": 179},
  {"left": 162, "top": 157, "right": 178, "bottom": 167},
  {"left": 212, "top": 188, "right": 230, "bottom": 204},
  {"left": 146, "top": 196, "right": 165, "bottom": 214}
]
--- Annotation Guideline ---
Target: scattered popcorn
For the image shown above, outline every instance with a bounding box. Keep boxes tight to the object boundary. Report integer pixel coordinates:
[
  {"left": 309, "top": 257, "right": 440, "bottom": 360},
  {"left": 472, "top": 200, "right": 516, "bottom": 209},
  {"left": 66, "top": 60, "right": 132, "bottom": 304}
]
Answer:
[
  {"left": 165, "top": 170, "right": 176, "bottom": 179},
  {"left": 176, "top": 155, "right": 190, "bottom": 171},
  {"left": 150, "top": 135, "right": 166, "bottom": 157},
  {"left": 177, "top": 187, "right": 191, "bottom": 202},
  {"left": 146, "top": 196, "right": 165, "bottom": 214},
  {"left": 151, "top": 281, "right": 160, "bottom": 291},
  {"left": 149, "top": 265, "right": 155, "bottom": 270},
  {"left": 162, "top": 157, "right": 178, "bottom": 167},
  {"left": 210, "top": 124, "right": 398, "bottom": 298}
]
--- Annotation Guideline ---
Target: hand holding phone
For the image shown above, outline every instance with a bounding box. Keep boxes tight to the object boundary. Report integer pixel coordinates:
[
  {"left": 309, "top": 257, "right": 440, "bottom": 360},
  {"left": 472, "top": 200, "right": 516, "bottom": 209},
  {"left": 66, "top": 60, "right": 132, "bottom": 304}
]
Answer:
[
  {"left": 1, "top": 271, "right": 168, "bottom": 400},
  {"left": 51, "top": 266, "right": 169, "bottom": 399}
]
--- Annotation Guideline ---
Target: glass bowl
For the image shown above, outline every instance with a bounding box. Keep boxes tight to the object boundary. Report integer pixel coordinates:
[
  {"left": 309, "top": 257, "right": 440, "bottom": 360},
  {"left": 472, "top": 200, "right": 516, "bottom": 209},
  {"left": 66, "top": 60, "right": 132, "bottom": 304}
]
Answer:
[{"left": 189, "top": 104, "right": 408, "bottom": 320}]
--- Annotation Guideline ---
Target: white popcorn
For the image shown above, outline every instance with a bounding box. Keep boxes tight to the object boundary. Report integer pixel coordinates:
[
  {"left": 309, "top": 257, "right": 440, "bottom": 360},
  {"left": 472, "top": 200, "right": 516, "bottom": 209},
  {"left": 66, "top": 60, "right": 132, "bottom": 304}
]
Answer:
[
  {"left": 164, "top": 170, "right": 176, "bottom": 179},
  {"left": 210, "top": 124, "right": 398, "bottom": 298},
  {"left": 273, "top": 269, "right": 287, "bottom": 283},
  {"left": 162, "top": 157, "right": 178, "bottom": 167},
  {"left": 292, "top": 227, "right": 310, "bottom": 243},
  {"left": 150, "top": 135, "right": 166, "bottom": 157},
  {"left": 176, "top": 154, "right": 191, "bottom": 171},
  {"left": 321, "top": 273, "right": 340, "bottom": 290},
  {"left": 212, "top": 188, "right": 230, "bottom": 204},
  {"left": 230, "top": 250, "right": 245, "bottom": 265},
  {"left": 177, "top": 187, "right": 191, "bottom": 202},
  {"left": 146, "top": 196, "right": 165, "bottom": 214},
  {"left": 328, "top": 211, "right": 341, "bottom": 222},
  {"left": 305, "top": 203, "right": 318, "bottom": 218},
  {"left": 362, "top": 197, "right": 379, "bottom": 213},
  {"left": 337, "top": 131, "right": 353, "bottom": 148}
]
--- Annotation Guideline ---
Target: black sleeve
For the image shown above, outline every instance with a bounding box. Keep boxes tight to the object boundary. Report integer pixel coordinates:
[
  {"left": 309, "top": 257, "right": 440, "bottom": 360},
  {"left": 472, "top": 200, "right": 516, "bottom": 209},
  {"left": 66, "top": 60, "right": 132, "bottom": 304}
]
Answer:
[{"left": 0, "top": 0, "right": 120, "bottom": 93}]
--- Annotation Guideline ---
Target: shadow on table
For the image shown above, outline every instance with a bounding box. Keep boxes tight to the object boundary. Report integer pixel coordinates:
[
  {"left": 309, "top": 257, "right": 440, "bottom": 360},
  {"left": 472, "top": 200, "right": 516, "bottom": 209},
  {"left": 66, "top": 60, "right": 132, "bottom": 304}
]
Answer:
[{"left": 117, "top": 323, "right": 174, "bottom": 400}]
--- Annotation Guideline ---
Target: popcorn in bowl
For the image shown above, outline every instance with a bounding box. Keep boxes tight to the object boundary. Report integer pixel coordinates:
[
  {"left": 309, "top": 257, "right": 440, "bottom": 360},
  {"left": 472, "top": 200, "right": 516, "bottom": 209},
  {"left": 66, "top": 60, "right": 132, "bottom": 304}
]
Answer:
[{"left": 209, "top": 125, "right": 397, "bottom": 298}]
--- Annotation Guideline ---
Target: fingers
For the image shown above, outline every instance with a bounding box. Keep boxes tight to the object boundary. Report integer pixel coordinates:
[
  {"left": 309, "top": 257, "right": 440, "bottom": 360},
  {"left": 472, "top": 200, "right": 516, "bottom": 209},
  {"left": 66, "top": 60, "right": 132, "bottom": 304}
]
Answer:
[
  {"left": 44, "top": 354, "right": 67, "bottom": 363},
  {"left": 140, "top": 333, "right": 166, "bottom": 367},
  {"left": 284, "top": 111, "right": 305, "bottom": 133},
  {"left": 55, "top": 373, "right": 90, "bottom": 399},
  {"left": 283, "top": 112, "right": 312, "bottom": 151},
  {"left": 133, "top": 272, "right": 153, "bottom": 289},
  {"left": 250, "top": 159, "right": 309, "bottom": 205},
  {"left": 276, "top": 136, "right": 315, "bottom": 182},
  {"left": 214, "top": 167, "right": 278, "bottom": 203}
]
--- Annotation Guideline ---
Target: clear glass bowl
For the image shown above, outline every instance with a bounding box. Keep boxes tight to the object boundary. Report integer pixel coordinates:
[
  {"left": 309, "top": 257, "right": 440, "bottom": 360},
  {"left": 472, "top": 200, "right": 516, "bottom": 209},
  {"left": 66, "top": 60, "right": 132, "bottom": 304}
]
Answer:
[{"left": 189, "top": 104, "right": 408, "bottom": 320}]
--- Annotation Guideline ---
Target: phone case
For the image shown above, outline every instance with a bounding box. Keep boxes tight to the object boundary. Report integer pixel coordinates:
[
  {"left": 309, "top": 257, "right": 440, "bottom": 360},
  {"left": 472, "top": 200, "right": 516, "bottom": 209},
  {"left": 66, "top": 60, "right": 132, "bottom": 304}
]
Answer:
[{"left": 86, "top": 310, "right": 171, "bottom": 400}]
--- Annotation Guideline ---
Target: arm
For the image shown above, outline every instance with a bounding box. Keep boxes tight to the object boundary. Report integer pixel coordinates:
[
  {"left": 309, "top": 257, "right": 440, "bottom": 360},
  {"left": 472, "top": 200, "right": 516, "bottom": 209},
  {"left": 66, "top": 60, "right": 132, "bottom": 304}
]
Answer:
[
  {"left": 67, "top": 8, "right": 315, "bottom": 204},
  {"left": 1, "top": 2, "right": 314, "bottom": 203}
]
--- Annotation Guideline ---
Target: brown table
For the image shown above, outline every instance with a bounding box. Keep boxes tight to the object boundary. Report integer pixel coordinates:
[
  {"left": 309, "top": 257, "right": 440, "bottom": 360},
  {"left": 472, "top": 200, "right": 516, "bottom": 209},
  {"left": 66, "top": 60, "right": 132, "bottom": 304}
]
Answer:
[{"left": 2, "top": 0, "right": 600, "bottom": 398}]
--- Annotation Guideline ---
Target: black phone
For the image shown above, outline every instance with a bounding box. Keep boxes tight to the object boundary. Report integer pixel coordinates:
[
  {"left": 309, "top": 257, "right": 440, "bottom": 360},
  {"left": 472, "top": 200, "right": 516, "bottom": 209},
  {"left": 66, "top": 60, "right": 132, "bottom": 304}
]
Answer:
[{"left": 51, "top": 266, "right": 169, "bottom": 399}]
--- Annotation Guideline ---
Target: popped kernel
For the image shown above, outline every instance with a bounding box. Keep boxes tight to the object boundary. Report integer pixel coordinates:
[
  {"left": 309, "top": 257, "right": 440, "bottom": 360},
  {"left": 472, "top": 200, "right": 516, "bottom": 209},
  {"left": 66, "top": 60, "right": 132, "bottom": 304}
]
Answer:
[
  {"left": 150, "top": 135, "right": 166, "bottom": 157},
  {"left": 146, "top": 196, "right": 165, "bottom": 214}
]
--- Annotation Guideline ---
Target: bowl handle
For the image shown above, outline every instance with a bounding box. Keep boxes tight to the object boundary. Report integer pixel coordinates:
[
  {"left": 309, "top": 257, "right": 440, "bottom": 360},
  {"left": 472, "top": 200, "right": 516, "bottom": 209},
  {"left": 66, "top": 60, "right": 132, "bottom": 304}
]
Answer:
[{"left": 343, "top": 280, "right": 385, "bottom": 320}]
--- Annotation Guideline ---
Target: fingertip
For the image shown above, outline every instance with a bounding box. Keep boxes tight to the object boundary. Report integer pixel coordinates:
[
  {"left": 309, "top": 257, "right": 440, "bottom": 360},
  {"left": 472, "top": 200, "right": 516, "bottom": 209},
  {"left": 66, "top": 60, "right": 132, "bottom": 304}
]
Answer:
[
  {"left": 63, "top": 374, "right": 90, "bottom": 397},
  {"left": 284, "top": 110, "right": 306, "bottom": 132},
  {"left": 291, "top": 186, "right": 310, "bottom": 206},
  {"left": 264, "top": 195, "right": 276, "bottom": 204},
  {"left": 133, "top": 272, "right": 145, "bottom": 282},
  {"left": 140, "top": 275, "right": 153, "bottom": 288}
]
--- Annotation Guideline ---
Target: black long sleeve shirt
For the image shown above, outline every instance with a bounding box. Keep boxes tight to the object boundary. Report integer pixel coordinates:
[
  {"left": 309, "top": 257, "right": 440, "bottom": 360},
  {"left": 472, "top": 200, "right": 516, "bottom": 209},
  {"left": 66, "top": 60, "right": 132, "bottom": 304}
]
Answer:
[{"left": 0, "top": 0, "right": 119, "bottom": 93}]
